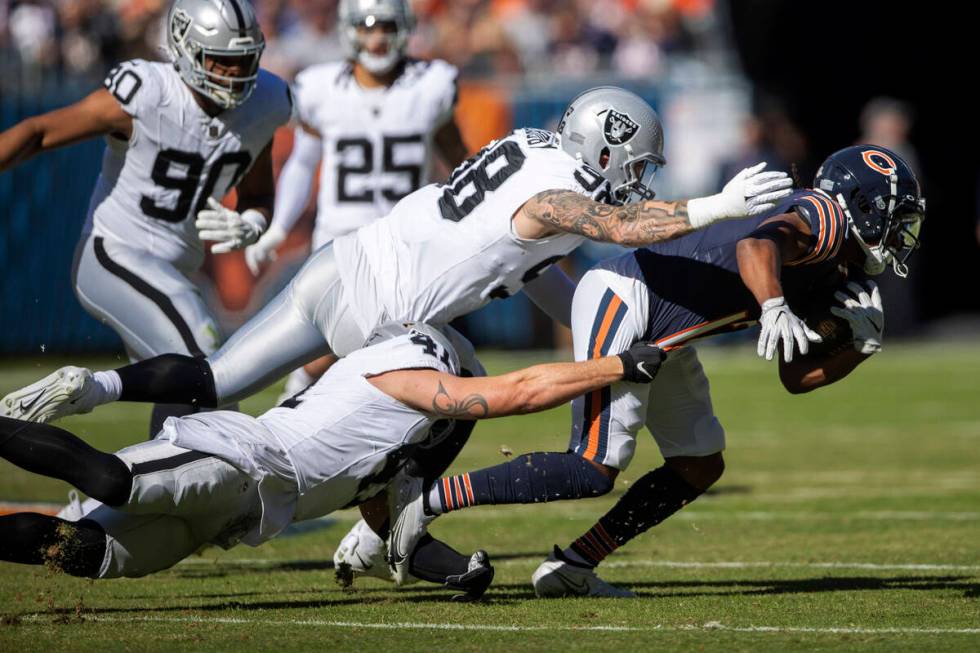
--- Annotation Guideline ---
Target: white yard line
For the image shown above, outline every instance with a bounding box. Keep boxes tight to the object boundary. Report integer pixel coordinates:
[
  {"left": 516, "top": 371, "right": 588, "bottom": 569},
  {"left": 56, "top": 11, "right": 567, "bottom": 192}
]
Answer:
[
  {"left": 594, "top": 560, "right": 980, "bottom": 572},
  {"left": 174, "top": 557, "right": 980, "bottom": 573},
  {"left": 20, "top": 614, "right": 980, "bottom": 636}
]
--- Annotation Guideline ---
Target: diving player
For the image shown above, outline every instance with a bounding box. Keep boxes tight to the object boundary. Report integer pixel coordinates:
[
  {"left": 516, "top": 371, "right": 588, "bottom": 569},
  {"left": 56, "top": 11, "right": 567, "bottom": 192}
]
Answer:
[
  {"left": 394, "top": 145, "right": 924, "bottom": 596},
  {"left": 0, "top": 323, "right": 667, "bottom": 601},
  {"left": 0, "top": 0, "right": 292, "bottom": 435},
  {"left": 243, "top": 0, "right": 467, "bottom": 397},
  {"left": 2, "top": 87, "right": 793, "bottom": 584}
]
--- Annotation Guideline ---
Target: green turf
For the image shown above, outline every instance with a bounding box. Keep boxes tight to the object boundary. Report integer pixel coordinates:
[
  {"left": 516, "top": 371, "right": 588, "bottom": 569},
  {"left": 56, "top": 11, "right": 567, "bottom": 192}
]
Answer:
[{"left": 1, "top": 344, "right": 978, "bottom": 651}]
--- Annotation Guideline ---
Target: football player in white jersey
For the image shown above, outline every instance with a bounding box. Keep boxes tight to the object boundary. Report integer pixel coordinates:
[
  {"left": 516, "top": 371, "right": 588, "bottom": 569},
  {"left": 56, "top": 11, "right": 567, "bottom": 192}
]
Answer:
[
  {"left": 0, "top": 323, "right": 668, "bottom": 601},
  {"left": 3, "top": 89, "right": 792, "bottom": 583},
  {"left": 0, "top": 0, "right": 292, "bottom": 435},
  {"left": 244, "top": 0, "right": 468, "bottom": 397}
]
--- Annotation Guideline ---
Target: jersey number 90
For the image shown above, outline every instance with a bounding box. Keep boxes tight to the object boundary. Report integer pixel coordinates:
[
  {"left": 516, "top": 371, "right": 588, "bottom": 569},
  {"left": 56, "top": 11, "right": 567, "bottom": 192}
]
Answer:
[{"left": 140, "top": 150, "right": 253, "bottom": 223}]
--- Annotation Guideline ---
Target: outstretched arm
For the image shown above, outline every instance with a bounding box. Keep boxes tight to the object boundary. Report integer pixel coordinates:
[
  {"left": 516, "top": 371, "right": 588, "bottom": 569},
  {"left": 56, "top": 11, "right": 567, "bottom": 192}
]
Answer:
[
  {"left": 519, "top": 189, "right": 693, "bottom": 246},
  {"left": 0, "top": 88, "right": 131, "bottom": 173},
  {"left": 516, "top": 162, "right": 792, "bottom": 246},
  {"left": 370, "top": 342, "right": 666, "bottom": 419}
]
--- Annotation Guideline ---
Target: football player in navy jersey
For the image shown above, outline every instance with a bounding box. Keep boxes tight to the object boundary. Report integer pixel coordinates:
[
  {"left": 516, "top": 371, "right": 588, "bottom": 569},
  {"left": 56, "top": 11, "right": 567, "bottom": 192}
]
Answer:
[{"left": 398, "top": 145, "right": 925, "bottom": 597}]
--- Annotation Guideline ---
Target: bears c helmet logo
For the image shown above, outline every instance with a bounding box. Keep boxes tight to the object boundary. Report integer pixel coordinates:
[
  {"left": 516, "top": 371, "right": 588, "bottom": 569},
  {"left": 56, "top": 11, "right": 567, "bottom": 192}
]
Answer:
[{"left": 861, "top": 149, "right": 897, "bottom": 176}]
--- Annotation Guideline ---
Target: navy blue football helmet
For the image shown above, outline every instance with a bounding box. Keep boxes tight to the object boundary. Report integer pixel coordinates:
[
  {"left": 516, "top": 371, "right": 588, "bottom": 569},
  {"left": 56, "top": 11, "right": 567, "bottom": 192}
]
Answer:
[{"left": 815, "top": 145, "right": 925, "bottom": 277}]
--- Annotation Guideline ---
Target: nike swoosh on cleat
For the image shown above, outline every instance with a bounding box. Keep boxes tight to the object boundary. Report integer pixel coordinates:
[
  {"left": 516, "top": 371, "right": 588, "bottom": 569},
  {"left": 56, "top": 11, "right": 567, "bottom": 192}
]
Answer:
[
  {"left": 18, "top": 391, "right": 45, "bottom": 413},
  {"left": 554, "top": 570, "right": 590, "bottom": 595}
]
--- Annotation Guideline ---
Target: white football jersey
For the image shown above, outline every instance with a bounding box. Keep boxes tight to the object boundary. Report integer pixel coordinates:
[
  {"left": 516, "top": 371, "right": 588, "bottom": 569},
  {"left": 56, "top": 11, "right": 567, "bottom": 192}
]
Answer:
[
  {"left": 333, "top": 128, "right": 614, "bottom": 332},
  {"left": 293, "top": 58, "right": 458, "bottom": 243},
  {"left": 86, "top": 59, "right": 292, "bottom": 271},
  {"left": 161, "top": 324, "right": 459, "bottom": 544}
]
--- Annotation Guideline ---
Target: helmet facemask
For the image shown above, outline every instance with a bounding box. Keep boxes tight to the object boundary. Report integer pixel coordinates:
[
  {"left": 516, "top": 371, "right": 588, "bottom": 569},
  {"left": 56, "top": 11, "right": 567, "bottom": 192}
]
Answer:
[
  {"left": 839, "top": 187, "right": 925, "bottom": 278},
  {"left": 168, "top": 7, "right": 264, "bottom": 109},
  {"left": 613, "top": 152, "right": 662, "bottom": 203},
  {"left": 340, "top": 0, "right": 414, "bottom": 75},
  {"left": 349, "top": 19, "right": 407, "bottom": 74}
]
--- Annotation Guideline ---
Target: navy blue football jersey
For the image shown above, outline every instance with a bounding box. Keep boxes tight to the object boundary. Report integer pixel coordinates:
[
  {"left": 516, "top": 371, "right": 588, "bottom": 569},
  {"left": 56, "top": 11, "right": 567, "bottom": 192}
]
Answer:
[{"left": 634, "top": 189, "right": 853, "bottom": 347}]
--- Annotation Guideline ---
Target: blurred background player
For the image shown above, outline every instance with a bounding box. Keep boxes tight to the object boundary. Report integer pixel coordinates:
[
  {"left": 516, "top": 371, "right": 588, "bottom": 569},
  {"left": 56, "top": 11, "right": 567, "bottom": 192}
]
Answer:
[
  {"left": 244, "top": 0, "right": 468, "bottom": 400},
  {"left": 393, "top": 144, "right": 925, "bottom": 597},
  {"left": 0, "top": 0, "right": 292, "bottom": 435}
]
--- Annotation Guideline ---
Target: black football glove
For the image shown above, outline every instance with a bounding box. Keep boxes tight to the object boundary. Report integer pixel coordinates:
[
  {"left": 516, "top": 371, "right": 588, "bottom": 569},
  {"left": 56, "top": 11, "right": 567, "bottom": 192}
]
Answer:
[{"left": 617, "top": 342, "right": 667, "bottom": 383}]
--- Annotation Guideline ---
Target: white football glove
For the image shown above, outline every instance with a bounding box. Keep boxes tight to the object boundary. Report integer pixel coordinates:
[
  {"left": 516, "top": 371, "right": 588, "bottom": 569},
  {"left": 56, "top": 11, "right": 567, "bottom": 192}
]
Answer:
[
  {"left": 244, "top": 225, "right": 287, "bottom": 276},
  {"left": 830, "top": 281, "right": 884, "bottom": 355},
  {"left": 196, "top": 198, "right": 267, "bottom": 254},
  {"left": 757, "top": 296, "right": 823, "bottom": 363},
  {"left": 688, "top": 162, "right": 794, "bottom": 228}
]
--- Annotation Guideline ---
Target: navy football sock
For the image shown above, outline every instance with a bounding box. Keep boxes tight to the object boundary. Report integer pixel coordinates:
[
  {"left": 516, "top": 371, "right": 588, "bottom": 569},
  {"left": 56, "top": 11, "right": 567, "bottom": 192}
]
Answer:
[
  {"left": 425, "top": 452, "right": 613, "bottom": 515},
  {"left": 569, "top": 465, "right": 702, "bottom": 567}
]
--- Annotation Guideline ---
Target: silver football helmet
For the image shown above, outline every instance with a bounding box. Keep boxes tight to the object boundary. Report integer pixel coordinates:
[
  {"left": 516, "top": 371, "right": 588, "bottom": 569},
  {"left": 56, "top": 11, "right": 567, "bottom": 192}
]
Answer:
[
  {"left": 339, "top": 0, "right": 415, "bottom": 75},
  {"left": 166, "top": 0, "right": 265, "bottom": 109},
  {"left": 557, "top": 86, "right": 666, "bottom": 204}
]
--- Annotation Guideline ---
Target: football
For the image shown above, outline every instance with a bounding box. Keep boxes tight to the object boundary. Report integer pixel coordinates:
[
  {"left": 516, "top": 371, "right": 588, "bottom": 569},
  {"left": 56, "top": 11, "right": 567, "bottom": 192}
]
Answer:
[{"left": 799, "top": 305, "right": 854, "bottom": 358}]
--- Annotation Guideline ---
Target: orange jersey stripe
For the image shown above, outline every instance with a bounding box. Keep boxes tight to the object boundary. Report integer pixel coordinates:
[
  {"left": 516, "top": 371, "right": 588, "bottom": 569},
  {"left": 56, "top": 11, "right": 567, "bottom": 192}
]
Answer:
[
  {"left": 795, "top": 196, "right": 830, "bottom": 265},
  {"left": 584, "top": 294, "right": 624, "bottom": 461},
  {"left": 590, "top": 295, "right": 623, "bottom": 359},
  {"left": 462, "top": 473, "right": 475, "bottom": 504},
  {"left": 811, "top": 194, "right": 840, "bottom": 262}
]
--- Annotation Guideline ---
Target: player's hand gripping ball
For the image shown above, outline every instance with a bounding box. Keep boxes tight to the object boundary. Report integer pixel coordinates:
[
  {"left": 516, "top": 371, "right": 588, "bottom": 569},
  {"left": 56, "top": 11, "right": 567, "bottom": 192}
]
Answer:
[{"left": 618, "top": 342, "right": 668, "bottom": 383}]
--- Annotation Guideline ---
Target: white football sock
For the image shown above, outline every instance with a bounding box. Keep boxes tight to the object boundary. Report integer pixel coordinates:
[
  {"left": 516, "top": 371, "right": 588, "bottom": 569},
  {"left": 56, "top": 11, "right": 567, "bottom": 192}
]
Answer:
[{"left": 92, "top": 370, "right": 122, "bottom": 403}]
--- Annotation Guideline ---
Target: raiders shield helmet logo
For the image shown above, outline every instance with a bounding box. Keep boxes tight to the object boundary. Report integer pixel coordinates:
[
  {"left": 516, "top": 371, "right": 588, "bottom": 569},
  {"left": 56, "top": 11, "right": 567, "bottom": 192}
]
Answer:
[{"left": 602, "top": 109, "right": 639, "bottom": 146}]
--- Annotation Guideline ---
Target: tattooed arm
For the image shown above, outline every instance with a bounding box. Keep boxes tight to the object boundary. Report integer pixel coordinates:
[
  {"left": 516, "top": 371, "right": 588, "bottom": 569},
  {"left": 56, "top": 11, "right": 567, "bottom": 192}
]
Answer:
[
  {"left": 366, "top": 357, "right": 627, "bottom": 419},
  {"left": 514, "top": 189, "right": 695, "bottom": 246},
  {"left": 511, "top": 162, "right": 795, "bottom": 245}
]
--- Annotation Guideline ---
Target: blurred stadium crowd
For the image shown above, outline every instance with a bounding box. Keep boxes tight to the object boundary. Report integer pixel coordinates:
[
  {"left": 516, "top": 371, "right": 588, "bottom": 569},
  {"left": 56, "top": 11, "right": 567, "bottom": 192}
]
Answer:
[
  {"left": 1, "top": 0, "right": 957, "bottom": 353},
  {"left": 0, "top": 0, "right": 721, "bottom": 87}
]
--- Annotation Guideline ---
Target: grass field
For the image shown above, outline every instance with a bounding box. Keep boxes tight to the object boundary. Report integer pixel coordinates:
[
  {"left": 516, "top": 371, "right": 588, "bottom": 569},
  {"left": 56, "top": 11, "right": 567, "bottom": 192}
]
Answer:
[{"left": 0, "top": 343, "right": 978, "bottom": 651}]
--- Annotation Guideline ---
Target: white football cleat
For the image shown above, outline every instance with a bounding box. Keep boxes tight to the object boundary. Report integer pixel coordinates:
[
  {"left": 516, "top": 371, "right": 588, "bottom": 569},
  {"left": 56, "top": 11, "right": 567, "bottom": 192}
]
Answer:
[
  {"left": 333, "top": 518, "right": 395, "bottom": 587},
  {"left": 1, "top": 366, "right": 101, "bottom": 423},
  {"left": 386, "top": 471, "right": 435, "bottom": 585},
  {"left": 531, "top": 546, "right": 635, "bottom": 598}
]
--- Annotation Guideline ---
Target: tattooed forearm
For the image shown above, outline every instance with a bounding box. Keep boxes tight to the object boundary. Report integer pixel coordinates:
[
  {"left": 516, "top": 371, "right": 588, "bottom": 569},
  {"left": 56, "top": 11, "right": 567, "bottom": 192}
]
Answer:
[
  {"left": 526, "top": 189, "right": 695, "bottom": 246},
  {"left": 431, "top": 381, "right": 489, "bottom": 419}
]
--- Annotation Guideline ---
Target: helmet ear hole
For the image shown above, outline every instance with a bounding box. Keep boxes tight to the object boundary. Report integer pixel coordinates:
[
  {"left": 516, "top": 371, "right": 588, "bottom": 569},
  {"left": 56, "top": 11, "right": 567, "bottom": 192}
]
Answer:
[
  {"left": 599, "top": 147, "right": 611, "bottom": 170},
  {"left": 854, "top": 192, "right": 871, "bottom": 215}
]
